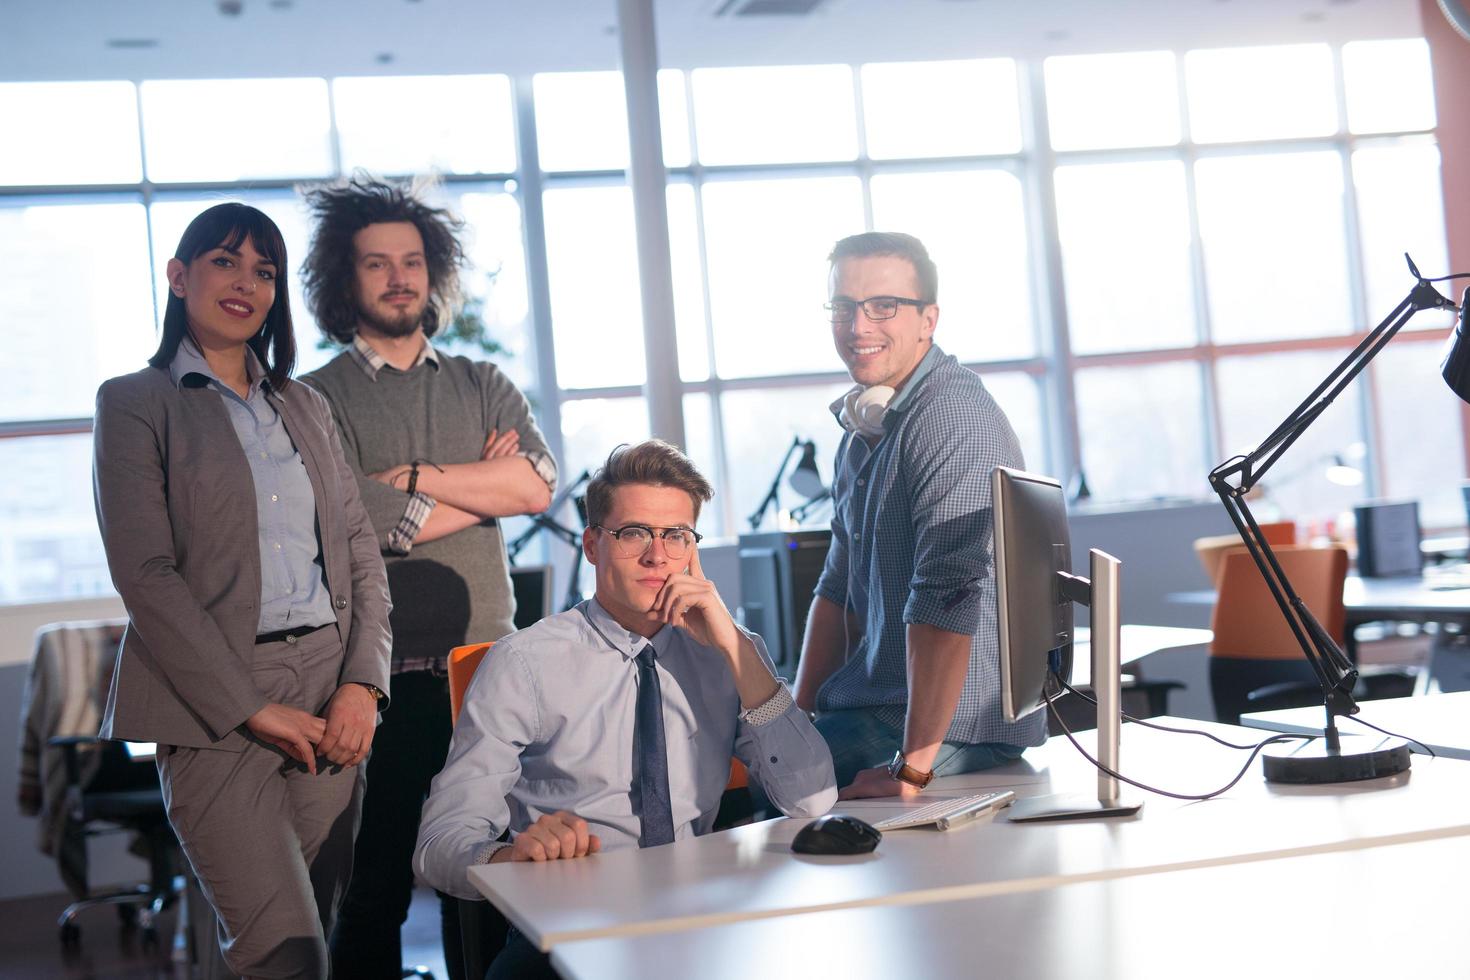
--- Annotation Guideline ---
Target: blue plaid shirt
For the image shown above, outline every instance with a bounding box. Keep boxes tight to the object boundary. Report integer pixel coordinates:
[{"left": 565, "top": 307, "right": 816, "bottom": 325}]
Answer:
[{"left": 812, "top": 345, "right": 1048, "bottom": 748}]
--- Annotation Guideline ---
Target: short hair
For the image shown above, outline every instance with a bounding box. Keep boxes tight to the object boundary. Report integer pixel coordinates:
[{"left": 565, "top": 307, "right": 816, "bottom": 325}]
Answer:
[
  {"left": 299, "top": 173, "right": 468, "bottom": 345},
  {"left": 827, "top": 231, "right": 939, "bottom": 304},
  {"left": 584, "top": 440, "right": 714, "bottom": 528},
  {"left": 148, "top": 202, "right": 297, "bottom": 391}
]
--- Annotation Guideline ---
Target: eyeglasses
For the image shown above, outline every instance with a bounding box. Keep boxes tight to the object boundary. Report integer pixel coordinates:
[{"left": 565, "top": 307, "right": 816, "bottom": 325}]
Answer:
[
  {"left": 593, "top": 523, "right": 704, "bottom": 559},
  {"left": 824, "top": 296, "right": 928, "bottom": 325}
]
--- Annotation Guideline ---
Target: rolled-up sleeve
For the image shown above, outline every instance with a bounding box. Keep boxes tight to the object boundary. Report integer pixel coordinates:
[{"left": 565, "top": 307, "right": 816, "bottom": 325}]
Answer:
[
  {"left": 733, "top": 633, "right": 837, "bottom": 817},
  {"left": 901, "top": 392, "right": 1017, "bottom": 636},
  {"left": 413, "top": 646, "right": 540, "bottom": 899}
]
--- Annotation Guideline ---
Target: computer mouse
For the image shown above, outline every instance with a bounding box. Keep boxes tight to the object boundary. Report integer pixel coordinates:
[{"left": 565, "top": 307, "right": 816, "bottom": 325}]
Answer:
[{"left": 790, "top": 814, "right": 882, "bottom": 855}]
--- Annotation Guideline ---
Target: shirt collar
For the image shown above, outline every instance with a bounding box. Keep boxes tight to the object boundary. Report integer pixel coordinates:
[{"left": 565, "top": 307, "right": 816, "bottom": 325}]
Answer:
[
  {"left": 885, "top": 343, "right": 944, "bottom": 415},
  {"left": 348, "top": 333, "right": 441, "bottom": 381},
  {"left": 169, "top": 338, "right": 267, "bottom": 395},
  {"left": 827, "top": 343, "right": 946, "bottom": 427},
  {"left": 582, "top": 597, "right": 669, "bottom": 662}
]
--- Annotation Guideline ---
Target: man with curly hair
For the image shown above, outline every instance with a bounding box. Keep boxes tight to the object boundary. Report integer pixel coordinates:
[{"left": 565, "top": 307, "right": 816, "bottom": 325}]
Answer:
[{"left": 300, "top": 174, "right": 556, "bottom": 980}]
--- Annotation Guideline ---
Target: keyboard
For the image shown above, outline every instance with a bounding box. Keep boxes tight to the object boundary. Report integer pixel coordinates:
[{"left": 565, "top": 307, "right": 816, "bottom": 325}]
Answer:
[{"left": 870, "top": 791, "right": 1017, "bottom": 832}]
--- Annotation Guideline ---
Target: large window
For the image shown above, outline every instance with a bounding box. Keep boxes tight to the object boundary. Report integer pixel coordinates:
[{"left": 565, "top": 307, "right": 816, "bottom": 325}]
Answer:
[{"left": 1, "top": 36, "right": 1461, "bottom": 604}]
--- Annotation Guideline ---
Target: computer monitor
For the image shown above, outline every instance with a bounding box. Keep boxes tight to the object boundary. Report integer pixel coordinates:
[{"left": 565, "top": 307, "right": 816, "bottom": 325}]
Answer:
[
  {"left": 992, "top": 466, "right": 1139, "bottom": 821},
  {"left": 994, "top": 470, "right": 1075, "bottom": 722},
  {"left": 509, "top": 564, "right": 555, "bottom": 631}
]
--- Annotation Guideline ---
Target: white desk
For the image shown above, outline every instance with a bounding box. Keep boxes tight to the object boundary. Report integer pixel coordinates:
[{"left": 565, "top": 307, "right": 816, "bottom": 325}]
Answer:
[
  {"left": 467, "top": 720, "right": 1470, "bottom": 952},
  {"left": 1241, "top": 690, "right": 1470, "bottom": 761},
  {"left": 550, "top": 833, "right": 1470, "bottom": 980},
  {"left": 1070, "top": 624, "right": 1212, "bottom": 687}
]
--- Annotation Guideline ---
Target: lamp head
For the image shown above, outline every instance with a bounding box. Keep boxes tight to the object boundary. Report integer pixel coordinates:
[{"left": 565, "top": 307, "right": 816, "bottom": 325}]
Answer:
[
  {"left": 1442, "top": 286, "right": 1470, "bottom": 405},
  {"left": 788, "top": 440, "right": 827, "bottom": 500}
]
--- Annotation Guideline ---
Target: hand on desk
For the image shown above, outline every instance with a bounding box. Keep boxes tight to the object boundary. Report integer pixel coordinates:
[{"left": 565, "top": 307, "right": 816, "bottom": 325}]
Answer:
[
  {"left": 837, "top": 767, "right": 924, "bottom": 802},
  {"left": 492, "top": 811, "right": 603, "bottom": 863}
]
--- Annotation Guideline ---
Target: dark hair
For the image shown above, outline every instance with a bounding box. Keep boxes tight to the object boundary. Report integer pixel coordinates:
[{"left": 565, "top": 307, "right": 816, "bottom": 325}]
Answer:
[
  {"left": 148, "top": 203, "right": 296, "bottom": 390},
  {"left": 827, "top": 231, "right": 939, "bottom": 304},
  {"left": 300, "top": 173, "right": 467, "bottom": 345},
  {"left": 585, "top": 441, "right": 714, "bottom": 528}
]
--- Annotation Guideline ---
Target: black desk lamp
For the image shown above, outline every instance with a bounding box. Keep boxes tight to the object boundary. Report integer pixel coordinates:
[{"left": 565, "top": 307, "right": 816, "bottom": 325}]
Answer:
[
  {"left": 1209, "top": 255, "right": 1470, "bottom": 783},
  {"left": 748, "top": 436, "right": 827, "bottom": 530}
]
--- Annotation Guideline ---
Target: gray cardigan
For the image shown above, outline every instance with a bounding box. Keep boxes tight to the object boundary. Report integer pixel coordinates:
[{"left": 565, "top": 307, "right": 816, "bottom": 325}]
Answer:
[{"left": 92, "top": 365, "right": 392, "bottom": 749}]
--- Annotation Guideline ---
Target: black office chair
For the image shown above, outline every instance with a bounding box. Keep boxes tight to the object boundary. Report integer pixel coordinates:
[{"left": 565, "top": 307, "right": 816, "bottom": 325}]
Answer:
[{"left": 49, "top": 736, "right": 181, "bottom": 949}]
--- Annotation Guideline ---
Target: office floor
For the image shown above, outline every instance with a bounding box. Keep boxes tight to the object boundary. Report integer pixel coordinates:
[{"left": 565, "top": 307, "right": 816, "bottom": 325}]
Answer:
[{"left": 0, "top": 886, "right": 451, "bottom": 980}]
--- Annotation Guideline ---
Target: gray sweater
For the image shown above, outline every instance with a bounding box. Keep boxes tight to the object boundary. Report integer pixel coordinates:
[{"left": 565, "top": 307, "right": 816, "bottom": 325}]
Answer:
[{"left": 303, "top": 349, "right": 555, "bottom": 662}]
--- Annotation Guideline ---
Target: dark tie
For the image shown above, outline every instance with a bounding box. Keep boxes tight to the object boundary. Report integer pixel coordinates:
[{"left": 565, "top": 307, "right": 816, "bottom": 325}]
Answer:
[{"left": 634, "top": 645, "right": 675, "bottom": 848}]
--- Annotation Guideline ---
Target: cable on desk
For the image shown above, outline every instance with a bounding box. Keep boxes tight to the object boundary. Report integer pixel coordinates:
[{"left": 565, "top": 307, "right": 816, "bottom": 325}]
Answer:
[
  {"left": 1055, "top": 672, "right": 1438, "bottom": 761},
  {"left": 1044, "top": 670, "right": 1318, "bottom": 802},
  {"left": 1344, "top": 714, "right": 1436, "bottom": 758},
  {"left": 1052, "top": 676, "right": 1278, "bottom": 751}
]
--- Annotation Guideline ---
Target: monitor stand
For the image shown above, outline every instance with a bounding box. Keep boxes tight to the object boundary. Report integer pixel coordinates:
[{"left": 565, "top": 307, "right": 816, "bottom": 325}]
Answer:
[{"left": 1010, "top": 549, "right": 1143, "bottom": 822}]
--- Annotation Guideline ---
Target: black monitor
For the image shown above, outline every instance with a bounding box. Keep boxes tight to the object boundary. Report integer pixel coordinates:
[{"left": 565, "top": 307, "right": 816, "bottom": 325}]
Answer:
[
  {"left": 510, "top": 564, "right": 555, "bottom": 631},
  {"left": 992, "top": 466, "right": 1139, "bottom": 822},
  {"left": 993, "top": 469, "right": 1075, "bottom": 722}
]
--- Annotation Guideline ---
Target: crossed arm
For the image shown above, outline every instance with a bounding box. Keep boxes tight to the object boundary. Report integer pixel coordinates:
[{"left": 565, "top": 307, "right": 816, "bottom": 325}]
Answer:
[{"left": 371, "top": 428, "right": 553, "bottom": 544}]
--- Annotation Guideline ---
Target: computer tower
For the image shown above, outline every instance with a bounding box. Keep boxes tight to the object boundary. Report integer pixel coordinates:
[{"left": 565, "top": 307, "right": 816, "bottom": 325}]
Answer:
[{"left": 737, "top": 529, "right": 832, "bottom": 677}]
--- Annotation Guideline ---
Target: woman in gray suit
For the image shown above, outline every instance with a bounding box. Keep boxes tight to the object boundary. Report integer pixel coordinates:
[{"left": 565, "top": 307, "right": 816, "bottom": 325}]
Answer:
[{"left": 93, "top": 203, "right": 393, "bottom": 979}]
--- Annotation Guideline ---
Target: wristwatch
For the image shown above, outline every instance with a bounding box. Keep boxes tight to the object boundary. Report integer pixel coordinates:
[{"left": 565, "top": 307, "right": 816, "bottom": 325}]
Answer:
[
  {"left": 355, "top": 683, "right": 387, "bottom": 703},
  {"left": 887, "top": 749, "right": 935, "bottom": 790}
]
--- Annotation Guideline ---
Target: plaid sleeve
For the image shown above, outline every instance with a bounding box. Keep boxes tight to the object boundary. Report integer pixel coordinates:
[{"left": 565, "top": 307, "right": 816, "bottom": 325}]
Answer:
[
  {"left": 386, "top": 491, "right": 437, "bottom": 555},
  {"left": 902, "top": 389, "right": 1023, "bottom": 634},
  {"left": 812, "top": 435, "right": 852, "bottom": 607},
  {"left": 519, "top": 449, "right": 558, "bottom": 494}
]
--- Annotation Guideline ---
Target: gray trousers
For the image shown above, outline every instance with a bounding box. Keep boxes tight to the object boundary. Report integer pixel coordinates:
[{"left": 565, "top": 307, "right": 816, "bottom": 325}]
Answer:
[{"left": 157, "top": 627, "right": 363, "bottom": 980}]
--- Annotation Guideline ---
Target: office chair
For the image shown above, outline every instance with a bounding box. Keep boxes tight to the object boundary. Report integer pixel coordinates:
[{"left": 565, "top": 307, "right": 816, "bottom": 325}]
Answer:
[
  {"left": 1193, "top": 520, "right": 1298, "bottom": 586},
  {"left": 49, "top": 736, "right": 181, "bottom": 949},
  {"left": 1208, "top": 546, "right": 1348, "bottom": 724},
  {"left": 446, "top": 643, "right": 510, "bottom": 980}
]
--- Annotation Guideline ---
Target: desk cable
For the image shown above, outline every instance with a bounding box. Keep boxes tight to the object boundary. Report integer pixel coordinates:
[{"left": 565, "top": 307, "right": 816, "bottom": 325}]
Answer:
[
  {"left": 1044, "top": 671, "right": 1318, "bottom": 802},
  {"left": 1054, "top": 673, "right": 1437, "bottom": 760},
  {"left": 1337, "top": 713, "right": 1435, "bottom": 758}
]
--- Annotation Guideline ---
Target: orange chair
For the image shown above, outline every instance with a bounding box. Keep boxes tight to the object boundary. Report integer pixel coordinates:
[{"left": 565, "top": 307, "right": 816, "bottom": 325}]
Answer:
[
  {"left": 1208, "top": 545, "right": 1347, "bottom": 723},
  {"left": 447, "top": 642, "right": 493, "bottom": 727},
  {"left": 1193, "top": 520, "right": 1298, "bottom": 586},
  {"left": 446, "top": 640, "right": 504, "bottom": 978}
]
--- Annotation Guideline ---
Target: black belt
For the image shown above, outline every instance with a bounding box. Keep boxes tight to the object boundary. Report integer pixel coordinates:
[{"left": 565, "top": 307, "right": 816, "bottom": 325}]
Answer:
[{"left": 254, "top": 622, "right": 331, "bottom": 646}]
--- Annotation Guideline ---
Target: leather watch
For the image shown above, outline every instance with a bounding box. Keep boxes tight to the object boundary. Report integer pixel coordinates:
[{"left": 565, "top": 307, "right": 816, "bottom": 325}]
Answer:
[{"left": 886, "top": 749, "right": 935, "bottom": 789}]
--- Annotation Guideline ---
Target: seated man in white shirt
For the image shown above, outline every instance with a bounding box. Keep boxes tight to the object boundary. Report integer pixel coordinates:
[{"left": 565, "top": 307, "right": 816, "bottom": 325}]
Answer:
[{"left": 414, "top": 439, "right": 838, "bottom": 979}]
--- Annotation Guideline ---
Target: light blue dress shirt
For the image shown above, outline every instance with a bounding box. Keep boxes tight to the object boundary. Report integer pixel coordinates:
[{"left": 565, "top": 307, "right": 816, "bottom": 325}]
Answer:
[
  {"left": 413, "top": 597, "right": 838, "bottom": 899},
  {"left": 169, "top": 341, "right": 337, "bottom": 633}
]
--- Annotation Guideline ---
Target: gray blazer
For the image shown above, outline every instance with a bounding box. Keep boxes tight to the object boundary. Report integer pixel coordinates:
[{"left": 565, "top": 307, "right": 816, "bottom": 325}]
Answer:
[{"left": 92, "top": 365, "right": 392, "bottom": 749}]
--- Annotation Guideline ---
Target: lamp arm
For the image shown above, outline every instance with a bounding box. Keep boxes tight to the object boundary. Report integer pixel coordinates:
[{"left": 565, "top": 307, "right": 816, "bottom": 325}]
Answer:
[
  {"left": 1207, "top": 256, "right": 1462, "bottom": 746},
  {"left": 1214, "top": 490, "right": 1357, "bottom": 720},
  {"left": 1212, "top": 270, "right": 1458, "bottom": 497},
  {"left": 746, "top": 436, "right": 802, "bottom": 531},
  {"left": 788, "top": 489, "right": 831, "bottom": 525}
]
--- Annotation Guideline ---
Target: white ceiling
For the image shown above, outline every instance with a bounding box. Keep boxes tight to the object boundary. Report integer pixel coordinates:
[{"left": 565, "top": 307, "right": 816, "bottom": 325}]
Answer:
[{"left": 1, "top": 0, "right": 1428, "bottom": 82}]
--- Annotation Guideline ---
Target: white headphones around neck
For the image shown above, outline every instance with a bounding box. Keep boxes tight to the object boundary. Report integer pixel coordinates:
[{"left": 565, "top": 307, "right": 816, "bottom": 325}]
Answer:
[{"left": 837, "top": 384, "right": 896, "bottom": 438}]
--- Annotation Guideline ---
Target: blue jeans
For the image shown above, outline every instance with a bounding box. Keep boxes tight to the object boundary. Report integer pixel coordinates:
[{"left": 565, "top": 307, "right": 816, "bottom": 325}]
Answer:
[{"left": 815, "top": 707, "right": 1025, "bottom": 788}]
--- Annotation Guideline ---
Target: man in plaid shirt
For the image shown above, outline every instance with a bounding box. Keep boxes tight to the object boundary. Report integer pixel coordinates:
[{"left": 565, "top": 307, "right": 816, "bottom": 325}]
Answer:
[{"left": 794, "top": 232, "right": 1047, "bottom": 800}]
